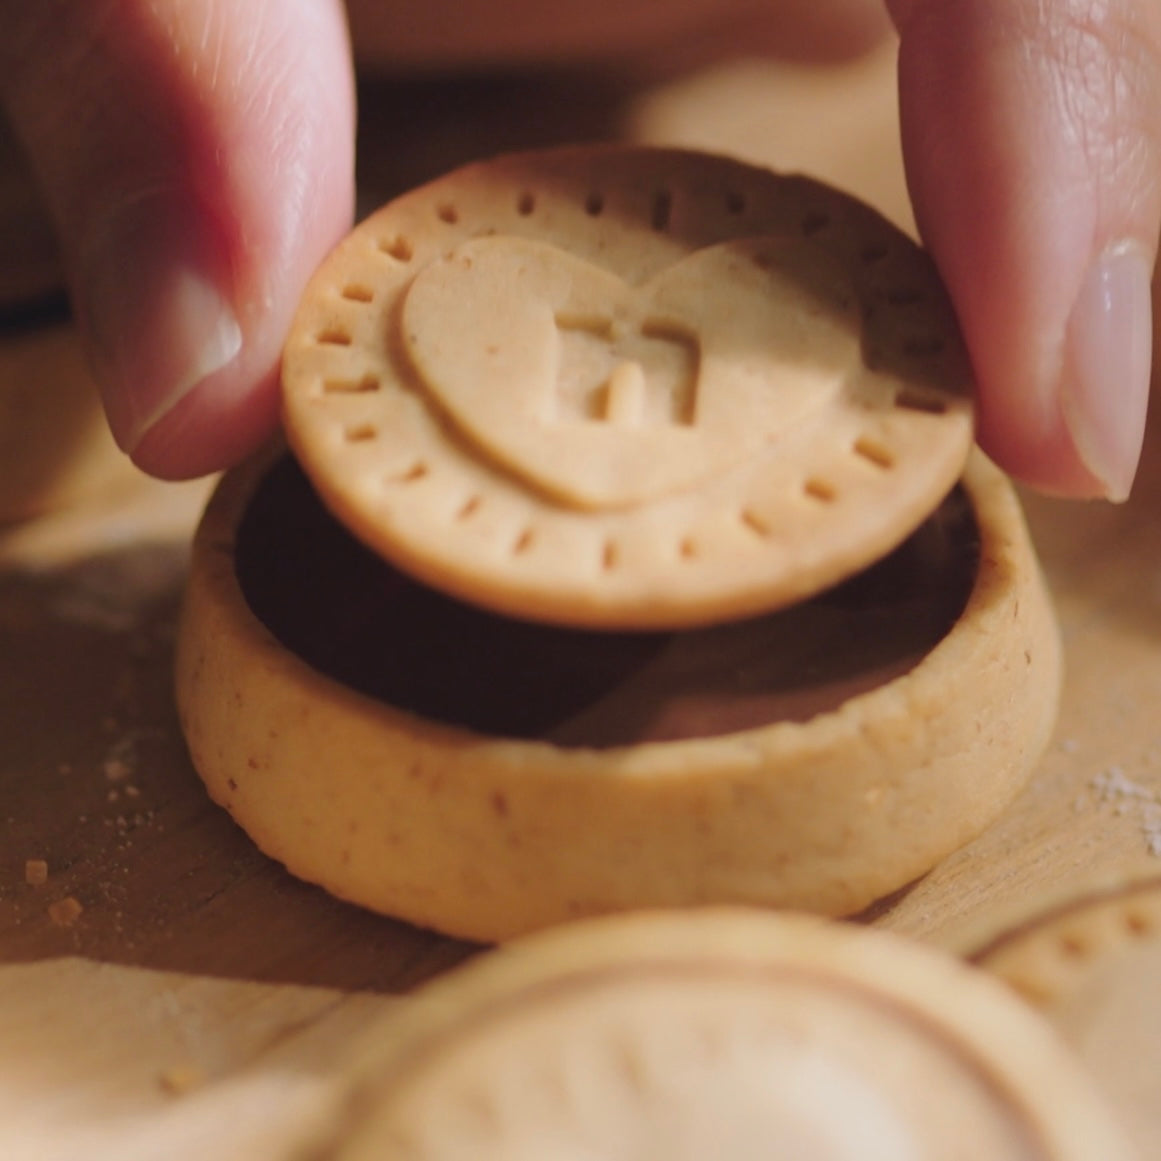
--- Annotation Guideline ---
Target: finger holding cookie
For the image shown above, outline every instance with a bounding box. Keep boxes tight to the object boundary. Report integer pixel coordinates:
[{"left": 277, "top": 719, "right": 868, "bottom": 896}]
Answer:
[
  {"left": 0, "top": 0, "right": 886, "bottom": 485},
  {"left": 888, "top": 0, "right": 1161, "bottom": 502},
  {"left": 3, "top": 0, "right": 1157, "bottom": 498},
  {"left": 0, "top": 0, "right": 356, "bottom": 479}
]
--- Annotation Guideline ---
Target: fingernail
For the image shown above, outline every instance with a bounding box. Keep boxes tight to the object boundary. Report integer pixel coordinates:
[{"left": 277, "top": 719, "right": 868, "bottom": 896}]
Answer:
[
  {"left": 81, "top": 189, "right": 242, "bottom": 453},
  {"left": 1062, "top": 242, "right": 1153, "bottom": 502}
]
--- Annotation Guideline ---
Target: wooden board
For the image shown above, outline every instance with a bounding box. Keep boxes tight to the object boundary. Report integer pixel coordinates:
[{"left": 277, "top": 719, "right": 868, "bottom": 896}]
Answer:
[{"left": 3, "top": 39, "right": 1161, "bottom": 1158}]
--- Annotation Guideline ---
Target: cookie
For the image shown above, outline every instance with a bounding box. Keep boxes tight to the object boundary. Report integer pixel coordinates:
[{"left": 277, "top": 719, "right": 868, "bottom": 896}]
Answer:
[
  {"left": 971, "top": 877, "right": 1161, "bottom": 1158},
  {"left": 316, "top": 909, "right": 1133, "bottom": 1160},
  {"left": 174, "top": 440, "right": 1061, "bottom": 942},
  {"left": 282, "top": 145, "right": 974, "bottom": 629}
]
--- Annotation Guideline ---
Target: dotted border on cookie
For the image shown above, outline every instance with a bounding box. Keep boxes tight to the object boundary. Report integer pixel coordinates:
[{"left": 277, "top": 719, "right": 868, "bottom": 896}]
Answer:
[{"left": 283, "top": 147, "right": 974, "bottom": 628}]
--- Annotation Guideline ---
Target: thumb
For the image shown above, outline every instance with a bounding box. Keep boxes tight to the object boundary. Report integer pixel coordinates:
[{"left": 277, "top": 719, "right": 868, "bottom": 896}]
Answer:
[
  {"left": 0, "top": 0, "right": 355, "bottom": 479},
  {"left": 888, "top": 0, "right": 1160, "bottom": 500}
]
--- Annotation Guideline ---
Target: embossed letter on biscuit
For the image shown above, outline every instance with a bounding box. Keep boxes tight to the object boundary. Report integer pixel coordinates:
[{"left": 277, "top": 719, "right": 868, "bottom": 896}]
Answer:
[{"left": 402, "top": 236, "right": 861, "bottom": 511}]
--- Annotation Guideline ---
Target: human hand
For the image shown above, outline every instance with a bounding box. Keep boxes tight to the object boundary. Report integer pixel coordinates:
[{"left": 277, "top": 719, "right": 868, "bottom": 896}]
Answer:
[
  {"left": 1, "top": 1, "right": 1156, "bottom": 501},
  {"left": 887, "top": 0, "right": 1159, "bottom": 501},
  {"left": 0, "top": 1, "right": 355, "bottom": 479}
]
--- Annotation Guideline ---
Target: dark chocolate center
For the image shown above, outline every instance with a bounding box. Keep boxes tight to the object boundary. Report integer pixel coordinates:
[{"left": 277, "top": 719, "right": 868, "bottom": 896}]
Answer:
[{"left": 235, "top": 456, "right": 978, "bottom": 747}]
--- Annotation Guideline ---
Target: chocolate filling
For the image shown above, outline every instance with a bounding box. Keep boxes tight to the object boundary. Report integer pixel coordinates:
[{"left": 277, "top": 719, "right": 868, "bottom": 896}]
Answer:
[{"left": 236, "top": 457, "right": 978, "bottom": 747}]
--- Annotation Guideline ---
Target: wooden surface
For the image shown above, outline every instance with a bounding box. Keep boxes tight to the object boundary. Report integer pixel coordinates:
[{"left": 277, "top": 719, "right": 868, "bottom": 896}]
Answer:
[{"left": 3, "top": 39, "right": 1161, "bottom": 1158}]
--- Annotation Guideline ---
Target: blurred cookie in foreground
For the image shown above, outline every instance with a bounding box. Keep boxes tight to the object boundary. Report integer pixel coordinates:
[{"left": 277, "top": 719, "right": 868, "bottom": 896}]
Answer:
[{"left": 316, "top": 909, "right": 1136, "bottom": 1161}]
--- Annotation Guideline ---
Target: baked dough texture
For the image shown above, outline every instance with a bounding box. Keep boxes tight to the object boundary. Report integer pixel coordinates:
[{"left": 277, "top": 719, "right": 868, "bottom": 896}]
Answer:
[
  {"left": 282, "top": 146, "right": 975, "bottom": 629},
  {"left": 175, "top": 446, "right": 1061, "bottom": 942},
  {"left": 316, "top": 909, "right": 1135, "bottom": 1160}
]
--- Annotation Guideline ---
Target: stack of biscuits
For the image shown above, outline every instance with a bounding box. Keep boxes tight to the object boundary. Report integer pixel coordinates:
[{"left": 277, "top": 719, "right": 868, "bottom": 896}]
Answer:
[{"left": 176, "top": 147, "right": 1143, "bottom": 1158}]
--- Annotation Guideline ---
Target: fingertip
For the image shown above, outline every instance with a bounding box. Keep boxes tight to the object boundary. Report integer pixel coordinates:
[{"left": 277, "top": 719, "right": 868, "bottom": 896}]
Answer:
[
  {"left": 891, "top": 0, "right": 1161, "bottom": 501},
  {"left": 78, "top": 186, "right": 245, "bottom": 457},
  {"left": 2, "top": 0, "right": 355, "bottom": 479},
  {"left": 128, "top": 355, "right": 282, "bottom": 480},
  {"left": 971, "top": 244, "right": 1155, "bottom": 504},
  {"left": 1058, "top": 242, "right": 1154, "bottom": 502},
  {"left": 973, "top": 396, "right": 1109, "bottom": 502}
]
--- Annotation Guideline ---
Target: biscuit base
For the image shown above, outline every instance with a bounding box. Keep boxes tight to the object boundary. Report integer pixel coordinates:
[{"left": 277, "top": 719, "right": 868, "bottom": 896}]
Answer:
[{"left": 175, "top": 449, "right": 1061, "bottom": 942}]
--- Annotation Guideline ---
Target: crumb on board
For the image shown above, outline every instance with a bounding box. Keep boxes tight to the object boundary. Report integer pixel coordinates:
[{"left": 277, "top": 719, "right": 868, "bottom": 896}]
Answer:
[
  {"left": 1089, "top": 767, "right": 1161, "bottom": 857},
  {"left": 47, "top": 896, "right": 84, "bottom": 926},
  {"left": 1146, "top": 823, "right": 1161, "bottom": 859},
  {"left": 24, "top": 858, "right": 48, "bottom": 886},
  {"left": 103, "top": 757, "right": 132, "bottom": 782},
  {"left": 1092, "top": 766, "right": 1154, "bottom": 802},
  {"left": 158, "top": 1063, "right": 206, "bottom": 1095}
]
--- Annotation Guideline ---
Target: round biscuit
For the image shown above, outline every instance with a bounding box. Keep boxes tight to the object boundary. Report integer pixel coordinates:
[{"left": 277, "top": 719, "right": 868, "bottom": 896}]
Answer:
[{"left": 282, "top": 146, "right": 974, "bottom": 629}]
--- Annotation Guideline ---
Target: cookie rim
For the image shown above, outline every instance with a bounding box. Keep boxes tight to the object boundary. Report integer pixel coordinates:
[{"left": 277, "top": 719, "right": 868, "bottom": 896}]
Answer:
[
  {"left": 174, "top": 444, "right": 1061, "bottom": 942},
  {"left": 966, "top": 874, "right": 1161, "bottom": 1000}
]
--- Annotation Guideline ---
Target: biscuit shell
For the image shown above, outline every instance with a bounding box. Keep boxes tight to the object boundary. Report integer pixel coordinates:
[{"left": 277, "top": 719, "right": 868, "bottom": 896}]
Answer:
[{"left": 174, "top": 447, "right": 1061, "bottom": 942}]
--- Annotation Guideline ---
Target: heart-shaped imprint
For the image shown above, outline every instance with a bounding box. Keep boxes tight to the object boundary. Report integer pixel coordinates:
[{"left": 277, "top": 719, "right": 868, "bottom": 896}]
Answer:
[
  {"left": 403, "top": 235, "right": 861, "bottom": 510},
  {"left": 281, "top": 146, "right": 974, "bottom": 628}
]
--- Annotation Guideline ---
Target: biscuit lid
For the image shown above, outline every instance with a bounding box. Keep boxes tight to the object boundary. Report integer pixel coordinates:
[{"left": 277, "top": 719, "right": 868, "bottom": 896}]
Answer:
[
  {"left": 320, "top": 910, "right": 1135, "bottom": 1160},
  {"left": 282, "top": 146, "right": 974, "bottom": 629}
]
